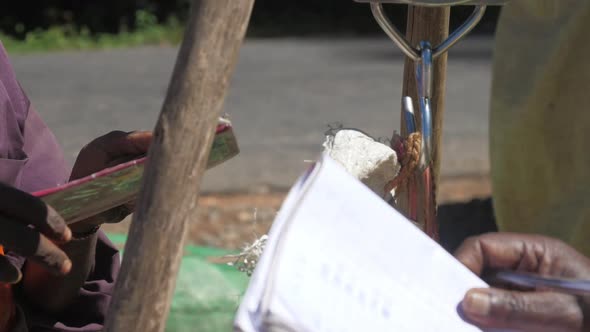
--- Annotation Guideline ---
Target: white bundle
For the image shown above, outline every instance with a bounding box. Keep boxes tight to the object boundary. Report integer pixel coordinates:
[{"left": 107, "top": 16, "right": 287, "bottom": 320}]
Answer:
[{"left": 323, "top": 129, "right": 400, "bottom": 199}]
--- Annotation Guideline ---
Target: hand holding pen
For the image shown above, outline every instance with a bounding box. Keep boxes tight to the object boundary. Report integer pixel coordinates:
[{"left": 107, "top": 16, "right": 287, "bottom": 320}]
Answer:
[{"left": 455, "top": 233, "right": 590, "bottom": 332}]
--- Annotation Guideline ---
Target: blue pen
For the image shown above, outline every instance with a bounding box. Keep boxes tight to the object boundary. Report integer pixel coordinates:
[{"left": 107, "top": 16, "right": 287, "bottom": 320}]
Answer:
[{"left": 493, "top": 270, "right": 590, "bottom": 296}]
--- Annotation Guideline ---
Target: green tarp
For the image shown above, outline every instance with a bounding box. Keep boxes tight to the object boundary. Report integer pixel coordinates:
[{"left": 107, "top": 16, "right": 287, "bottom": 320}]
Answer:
[{"left": 107, "top": 234, "right": 249, "bottom": 332}]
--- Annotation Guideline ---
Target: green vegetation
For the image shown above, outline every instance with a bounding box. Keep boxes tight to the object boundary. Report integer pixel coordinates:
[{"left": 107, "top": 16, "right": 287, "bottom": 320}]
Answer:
[
  {"left": 1, "top": 11, "right": 184, "bottom": 54},
  {"left": 1, "top": 4, "right": 500, "bottom": 54}
]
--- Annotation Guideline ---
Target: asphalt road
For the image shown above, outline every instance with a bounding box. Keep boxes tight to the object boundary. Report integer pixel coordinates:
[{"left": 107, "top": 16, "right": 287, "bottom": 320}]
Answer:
[{"left": 10, "top": 37, "right": 494, "bottom": 192}]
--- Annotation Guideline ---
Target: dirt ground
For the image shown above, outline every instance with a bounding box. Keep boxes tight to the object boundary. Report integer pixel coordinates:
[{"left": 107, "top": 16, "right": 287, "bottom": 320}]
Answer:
[{"left": 103, "top": 174, "right": 494, "bottom": 252}]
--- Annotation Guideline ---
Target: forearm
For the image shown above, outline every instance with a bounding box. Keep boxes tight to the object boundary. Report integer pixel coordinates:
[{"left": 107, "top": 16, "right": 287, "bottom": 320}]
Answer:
[{"left": 21, "top": 231, "right": 98, "bottom": 313}]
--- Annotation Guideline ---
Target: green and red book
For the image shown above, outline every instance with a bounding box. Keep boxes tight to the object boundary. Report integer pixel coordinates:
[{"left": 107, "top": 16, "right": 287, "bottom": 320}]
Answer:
[{"left": 33, "top": 118, "right": 239, "bottom": 224}]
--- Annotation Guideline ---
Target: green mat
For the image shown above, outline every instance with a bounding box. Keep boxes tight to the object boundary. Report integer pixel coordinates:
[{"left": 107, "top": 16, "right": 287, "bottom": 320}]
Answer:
[{"left": 107, "top": 234, "right": 249, "bottom": 332}]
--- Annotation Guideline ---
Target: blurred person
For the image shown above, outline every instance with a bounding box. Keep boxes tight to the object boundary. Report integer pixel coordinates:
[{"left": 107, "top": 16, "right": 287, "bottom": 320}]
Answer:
[
  {"left": 489, "top": 1, "right": 590, "bottom": 253},
  {"left": 456, "top": 233, "right": 590, "bottom": 332},
  {"left": 452, "top": 3, "right": 590, "bottom": 329},
  {"left": 0, "top": 40, "right": 151, "bottom": 331}
]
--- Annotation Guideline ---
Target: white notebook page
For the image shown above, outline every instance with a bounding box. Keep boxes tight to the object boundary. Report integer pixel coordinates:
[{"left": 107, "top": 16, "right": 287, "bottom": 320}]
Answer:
[{"left": 235, "top": 155, "right": 488, "bottom": 332}]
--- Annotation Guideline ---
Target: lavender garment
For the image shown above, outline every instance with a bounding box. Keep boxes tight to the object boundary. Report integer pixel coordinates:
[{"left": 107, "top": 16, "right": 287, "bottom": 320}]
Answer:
[{"left": 0, "top": 42, "right": 120, "bottom": 331}]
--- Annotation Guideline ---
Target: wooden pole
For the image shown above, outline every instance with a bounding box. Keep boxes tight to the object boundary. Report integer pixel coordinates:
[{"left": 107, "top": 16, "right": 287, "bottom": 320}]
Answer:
[
  {"left": 104, "top": 1, "right": 254, "bottom": 331},
  {"left": 396, "top": 6, "right": 450, "bottom": 235}
]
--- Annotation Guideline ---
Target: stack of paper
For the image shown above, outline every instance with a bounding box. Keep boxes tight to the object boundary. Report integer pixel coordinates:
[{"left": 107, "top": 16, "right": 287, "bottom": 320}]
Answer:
[{"left": 234, "top": 154, "right": 488, "bottom": 332}]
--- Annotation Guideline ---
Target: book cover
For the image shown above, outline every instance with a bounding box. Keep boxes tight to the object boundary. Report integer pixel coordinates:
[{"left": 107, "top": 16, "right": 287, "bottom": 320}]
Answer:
[{"left": 33, "top": 120, "right": 238, "bottom": 224}]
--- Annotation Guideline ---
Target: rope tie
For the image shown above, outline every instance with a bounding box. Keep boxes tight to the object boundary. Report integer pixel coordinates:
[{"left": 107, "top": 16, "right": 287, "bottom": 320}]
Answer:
[{"left": 385, "top": 132, "right": 421, "bottom": 194}]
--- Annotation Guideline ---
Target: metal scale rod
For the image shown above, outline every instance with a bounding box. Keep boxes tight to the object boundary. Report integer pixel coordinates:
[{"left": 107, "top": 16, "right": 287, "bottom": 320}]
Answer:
[{"left": 357, "top": 0, "right": 507, "bottom": 239}]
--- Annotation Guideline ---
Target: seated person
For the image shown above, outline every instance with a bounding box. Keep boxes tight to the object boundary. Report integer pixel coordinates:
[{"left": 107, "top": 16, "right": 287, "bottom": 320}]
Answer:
[
  {"left": 0, "top": 41, "right": 151, "bottom": 331},
  {"left": 460, "top": 2, "right": 590, "bottom": 330}
]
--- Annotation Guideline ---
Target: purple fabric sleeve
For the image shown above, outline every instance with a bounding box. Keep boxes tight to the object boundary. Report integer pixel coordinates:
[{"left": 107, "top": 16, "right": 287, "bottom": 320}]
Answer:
[
  {"left": 0, "top": 42, "right": 120, "bottom": 331},
  {"left": 0, "top": 43, "right": 68, "bottom": 191}
]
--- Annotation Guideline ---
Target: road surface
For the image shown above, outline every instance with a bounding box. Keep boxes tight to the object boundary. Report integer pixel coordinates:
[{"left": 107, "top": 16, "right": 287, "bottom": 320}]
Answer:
[{"left": 10, "top": 38, "right": 494, "bottom": 192}]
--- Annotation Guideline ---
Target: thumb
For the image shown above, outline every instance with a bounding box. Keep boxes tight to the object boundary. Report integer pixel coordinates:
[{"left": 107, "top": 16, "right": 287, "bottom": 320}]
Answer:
[
  {"left": 93, "top": 130, "right": 152, "bottom": 159},
  {"left": 461, "top": 288, "right": 583, "bottom": 332}
]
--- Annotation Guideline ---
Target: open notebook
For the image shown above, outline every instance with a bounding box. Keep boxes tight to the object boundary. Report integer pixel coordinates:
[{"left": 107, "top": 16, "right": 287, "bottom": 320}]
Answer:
[{"left": 234, "top": 154, "right": 488, "bottom": 332}]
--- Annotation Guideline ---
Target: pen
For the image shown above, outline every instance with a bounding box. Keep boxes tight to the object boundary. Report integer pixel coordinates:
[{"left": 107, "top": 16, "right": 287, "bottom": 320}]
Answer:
[{"left": 492, "top": 270, "right": 590, "bottom": 296}]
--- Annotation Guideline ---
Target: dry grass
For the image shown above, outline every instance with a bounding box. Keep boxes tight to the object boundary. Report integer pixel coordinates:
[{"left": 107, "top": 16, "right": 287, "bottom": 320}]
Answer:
[{"left": 103, "top": 175, "right": 491, "bottom": 249}]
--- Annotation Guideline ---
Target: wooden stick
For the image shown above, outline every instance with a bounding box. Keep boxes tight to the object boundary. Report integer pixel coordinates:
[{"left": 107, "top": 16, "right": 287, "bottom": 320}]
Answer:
[
  {"left": 396, "top": 6, "right": 450, "bottom": 237},
  {"left": 103, "top": 1, "right": 254, "bottom": 331}
]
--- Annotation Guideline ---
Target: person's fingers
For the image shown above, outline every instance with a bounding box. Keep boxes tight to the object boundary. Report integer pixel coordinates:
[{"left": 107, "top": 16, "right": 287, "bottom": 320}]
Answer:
[
  {"left": 454, "top": 233, "right": 568, "bottom": 276},
  {"left": 0, "top": 254, "right": 21, "bottom": 284},
  {"left": 0, "top": 217, "right": 71, "bottom": 276},
  {"left": 0, "top": 184, "right": 71, "bottom": 243},
  {"left": 461, "top": 288, "right": 583, "bottom": 332},
  {"left": 98, "top": 130, "right": 152, "bottom": 159},
  {"left": 71, "top": 131, "right": 152, "bottom": 180}
]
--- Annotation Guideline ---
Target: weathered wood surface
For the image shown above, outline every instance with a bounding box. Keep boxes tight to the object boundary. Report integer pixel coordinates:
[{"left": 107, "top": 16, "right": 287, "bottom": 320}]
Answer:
[{"left": 104, "top": 1, "right": 254, "bottom": 331}]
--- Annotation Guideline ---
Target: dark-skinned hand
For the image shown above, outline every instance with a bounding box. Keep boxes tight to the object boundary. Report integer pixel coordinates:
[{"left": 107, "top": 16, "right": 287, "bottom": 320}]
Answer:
[
  {"left": 68, "top": 130, "right": 152, "bottom": 232},
  {"left": 456, "top": 233, "right": 590, "bottom": 332},
  {"left": 0, "top": 183, "right": 71, "bottom": 284},
  {"left": 0, "top": 130, "right": 152, "bottom": 283}
]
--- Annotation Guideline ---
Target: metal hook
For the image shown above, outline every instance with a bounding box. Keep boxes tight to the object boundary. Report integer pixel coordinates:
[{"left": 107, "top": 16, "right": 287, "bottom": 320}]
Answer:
[
  {"left": 416, "top": 42, "right": 433, "bottom": 170},
  {"left": 432, "top": 5, "right": 487, "bottom": 57},
  {"left": 368, "top": 0, "right": 499, "bottom": 239},
  {"left": 402, "top": 96, "right": 417, "bottom": 134},
  {"left": 370, "top": 3, "right": 487, "bottom": 60},
  {"left": 371, "top": 3, "right": 420, "bottom": 60},
  {"left": 401, "top": 42, "right": 433, "bottom": 170},
  {"left": 372, "top": 2, "right": 485, "bottom": 169}
]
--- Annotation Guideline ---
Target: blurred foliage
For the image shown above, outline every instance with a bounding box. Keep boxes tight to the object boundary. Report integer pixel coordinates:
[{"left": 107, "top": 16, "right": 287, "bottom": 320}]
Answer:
[
  {"left": 0, "top": 1, "right": 500, "bottom": 52},
  {"left": 0, "top": 11, "right": 184, "bottom": 53}
]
